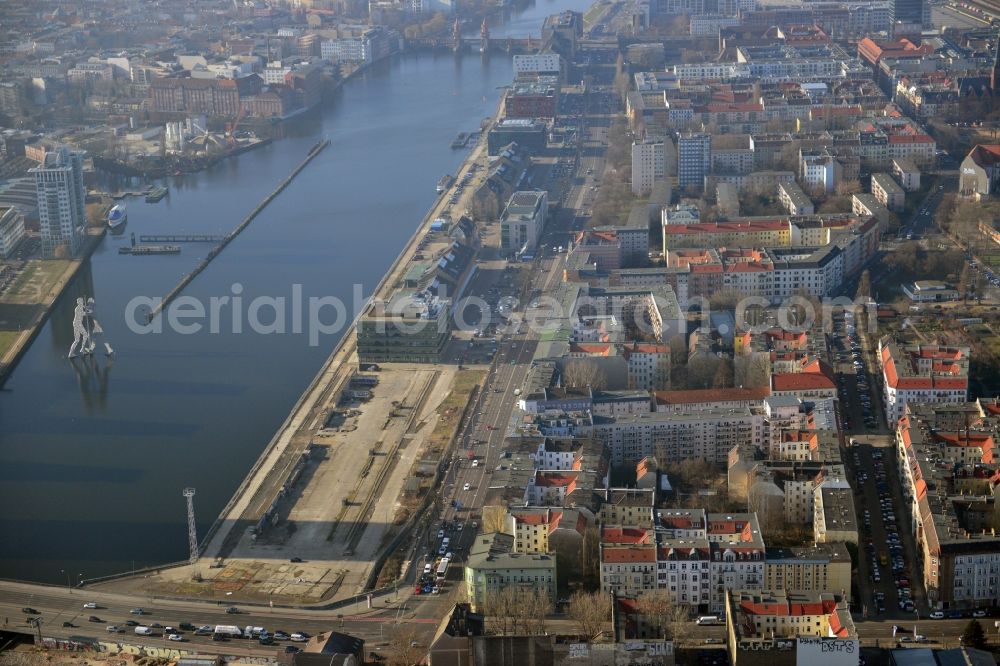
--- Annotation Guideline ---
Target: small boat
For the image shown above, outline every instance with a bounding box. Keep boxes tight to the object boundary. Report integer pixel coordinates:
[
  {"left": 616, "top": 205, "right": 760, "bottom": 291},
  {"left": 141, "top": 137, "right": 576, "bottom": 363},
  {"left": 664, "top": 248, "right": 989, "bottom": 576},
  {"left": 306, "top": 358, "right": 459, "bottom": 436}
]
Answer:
[
  {"left": 107, "top": 204, "right": 127, "bottom": 230},
  {"left": 437, "top": 175, "right": 454, "bottom": 193},
  {"left": 104, "top": 342, "right": 114, "bottom": 356}
]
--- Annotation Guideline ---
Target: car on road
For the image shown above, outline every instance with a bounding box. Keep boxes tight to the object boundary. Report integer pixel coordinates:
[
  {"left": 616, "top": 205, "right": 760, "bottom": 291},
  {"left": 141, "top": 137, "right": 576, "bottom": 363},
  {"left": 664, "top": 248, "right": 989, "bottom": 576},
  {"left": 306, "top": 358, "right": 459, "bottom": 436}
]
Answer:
[
  {"left": 167, "top": 634, "right": 183, "bottom": 642},
  {"left": 226, "top": 606, "right": 240, "bottom": 614},
  {"left": 107, "top": 626, "right": 125, "bottom": 633},
  {"left": 285, "top": 647, "right": 301, "bottom": 654},
  {"left": 83, "top": 602, "right": 98, "bottom": 609},
  {"left": 129, "top": 608, "right": 144, "bottom": 615},
  {"left": 930, "top": 611, "right": 945, "bottom": 619},
  {"left": 179, "top": 623, "right": 196, "bottom": 631},
  {"left": 973, "top": 610, "right": 987, "bottom": 618},
  {"left": 463, "top": 483, "right": 471, "bottom": 491},
  {"left": 194, "top": 627, "right": 213, "bottom": 636},
  {"left": 290, "top": 557, "right": 303, "bottom": 563},
  {"left": 88, "top": 616, "right": 102, "bottom": 623},
  {"left": 21, "top": 608, "right": 38, "bottom": 614},
  {"left": 290, "top": 632, "right": 309, "bottom": 642},
  {"left": 274, "top": 631, "right": 290, "bottom": 640},
  {"left": 125, "top": 620, "right": 139, "bottom": 626},
  {"left": 62, "top": 622, "right": 74, "bottom": 628}
]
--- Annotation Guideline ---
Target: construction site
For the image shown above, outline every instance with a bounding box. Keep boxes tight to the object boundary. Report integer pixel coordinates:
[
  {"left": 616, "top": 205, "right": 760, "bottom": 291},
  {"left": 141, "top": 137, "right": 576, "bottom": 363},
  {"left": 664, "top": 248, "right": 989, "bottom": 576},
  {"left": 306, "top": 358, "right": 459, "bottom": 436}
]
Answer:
[{"left": 91, "top": 111, "right": 270, "bottom": 178}]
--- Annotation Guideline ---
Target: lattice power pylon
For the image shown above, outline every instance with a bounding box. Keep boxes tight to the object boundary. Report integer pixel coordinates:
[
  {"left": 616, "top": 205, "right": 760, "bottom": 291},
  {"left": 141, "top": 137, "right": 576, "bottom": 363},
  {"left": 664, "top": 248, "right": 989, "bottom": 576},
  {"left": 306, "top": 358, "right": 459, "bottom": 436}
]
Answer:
[{"left": 183, "top": 488, "right": 198, "bottom": 564}]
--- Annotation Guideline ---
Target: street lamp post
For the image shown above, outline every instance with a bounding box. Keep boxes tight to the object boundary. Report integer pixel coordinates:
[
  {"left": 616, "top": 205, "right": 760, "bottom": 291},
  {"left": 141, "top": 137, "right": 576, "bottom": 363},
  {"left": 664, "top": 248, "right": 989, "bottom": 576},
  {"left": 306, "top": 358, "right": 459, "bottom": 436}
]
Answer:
[{"left": 61, "top": 569, "right": 71, "bottom": 593}]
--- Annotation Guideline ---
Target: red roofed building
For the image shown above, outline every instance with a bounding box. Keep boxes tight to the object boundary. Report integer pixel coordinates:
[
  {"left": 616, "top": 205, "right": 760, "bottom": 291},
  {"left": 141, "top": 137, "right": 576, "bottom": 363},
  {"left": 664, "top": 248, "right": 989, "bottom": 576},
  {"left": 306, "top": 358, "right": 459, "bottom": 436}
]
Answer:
[
  {"left": 600, "top": 510, "right": 764, "bottom": 611},
  {"left": 770, "top": 360, "right": 836, "bottom": 399},
  {"left": 857, "top": 37, "right": 933, "bottom": 69},
  {"left": 506, "top": 506, "right": 592, "bottom": 554},
  {"left": 725, "top": 590, "right": 857, "bottom": 666},
  {"left": 879, "top": 339, "right": 969, "bottom": 423}
]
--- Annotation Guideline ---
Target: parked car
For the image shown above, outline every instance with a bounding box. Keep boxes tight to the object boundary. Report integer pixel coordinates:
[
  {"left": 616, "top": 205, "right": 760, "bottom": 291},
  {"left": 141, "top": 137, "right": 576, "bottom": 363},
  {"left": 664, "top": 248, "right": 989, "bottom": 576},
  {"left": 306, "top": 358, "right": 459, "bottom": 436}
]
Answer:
[{"left": 930, "top": 611, "right": 945, "bottom": 619}]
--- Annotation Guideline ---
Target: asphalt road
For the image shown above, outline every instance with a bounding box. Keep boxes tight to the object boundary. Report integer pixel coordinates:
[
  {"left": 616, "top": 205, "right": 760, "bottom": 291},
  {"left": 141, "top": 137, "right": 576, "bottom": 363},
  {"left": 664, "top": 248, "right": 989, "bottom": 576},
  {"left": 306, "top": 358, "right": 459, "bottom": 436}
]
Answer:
[{"left": 1, "top": 581, "right": 987, "bottom": 656}]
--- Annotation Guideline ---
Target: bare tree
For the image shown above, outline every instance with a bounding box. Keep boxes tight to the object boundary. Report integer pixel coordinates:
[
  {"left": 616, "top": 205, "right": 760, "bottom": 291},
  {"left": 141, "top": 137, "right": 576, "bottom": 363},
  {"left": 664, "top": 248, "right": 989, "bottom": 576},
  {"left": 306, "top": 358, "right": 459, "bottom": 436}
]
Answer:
[
  {"left": 712, "top": 358, "right": 734, "bottom": 389},
  {"left": 387, "top": 626, "right": 425, "bottom": 666},
  {"left": 687, "top": 355, "right": 720, "bottom": 389},
  {"left": 567, "top": 591, "right": 611, "bottom": 640},
  {"left": 580, "top": 525, "right": 601, "bottom": 586},
  {"left": 482, "top": 506, "right": 508, "bottom": 534},
  {"left": 835, "top": 179, "right": 862, "bottom": 196},
  {"left": 636, "top": 589, "right": 673, "bottom": 638},
  {"left": 668, "top": 335, "right": 688, "bottom": 368},
  {"left": 483, "top": 587, "right": 552, "bottom": 635},
  {"left": 855, "top": 269, "right": 871, "bottom": 302},
  {"left": 483, "top": 587, "right": 517, "bottom": 635},
  {"left": 959, "top": 262, "right": 973, "bottom": 301},
  {"left": 564, "top": 359, "right": 608, "bottom": 390},
  {"left": 521, "top": 587, "right": 554, "bottom": 635}
]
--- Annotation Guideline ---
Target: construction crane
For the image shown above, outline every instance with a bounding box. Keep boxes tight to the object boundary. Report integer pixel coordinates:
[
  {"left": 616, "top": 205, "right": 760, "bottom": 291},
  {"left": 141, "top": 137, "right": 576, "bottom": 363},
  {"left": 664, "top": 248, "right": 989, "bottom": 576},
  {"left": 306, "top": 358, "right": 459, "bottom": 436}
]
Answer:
[{"left": 225, "top": 105, "right": 246, "bottom": 147}]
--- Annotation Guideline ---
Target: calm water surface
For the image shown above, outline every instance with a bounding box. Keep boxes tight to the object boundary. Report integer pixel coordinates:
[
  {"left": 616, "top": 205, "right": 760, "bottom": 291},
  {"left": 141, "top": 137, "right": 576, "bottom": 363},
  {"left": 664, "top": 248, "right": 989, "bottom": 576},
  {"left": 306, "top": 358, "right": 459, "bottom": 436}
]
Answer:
[{"left": 0, "top": 0, "right": 587, "bottom": 583}]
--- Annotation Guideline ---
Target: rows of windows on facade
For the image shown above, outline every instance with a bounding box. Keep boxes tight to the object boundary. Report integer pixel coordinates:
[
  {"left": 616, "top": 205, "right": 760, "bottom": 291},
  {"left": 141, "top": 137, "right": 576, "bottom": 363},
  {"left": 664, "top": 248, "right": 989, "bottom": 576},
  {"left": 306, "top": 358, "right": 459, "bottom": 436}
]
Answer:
[{"left": 28, "top": 147, "right": 87, "bottom": 259}]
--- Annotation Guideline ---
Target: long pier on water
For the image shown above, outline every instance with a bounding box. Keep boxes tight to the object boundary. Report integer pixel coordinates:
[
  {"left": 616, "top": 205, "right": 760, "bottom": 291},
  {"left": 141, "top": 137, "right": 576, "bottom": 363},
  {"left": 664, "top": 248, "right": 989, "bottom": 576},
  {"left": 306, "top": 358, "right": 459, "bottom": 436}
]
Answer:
[
  {"left": 148, "top": 139, "right": 330, "bottom": 320},
  {"left": 139, "top": 234, "right": 226, "bottom": 243}
]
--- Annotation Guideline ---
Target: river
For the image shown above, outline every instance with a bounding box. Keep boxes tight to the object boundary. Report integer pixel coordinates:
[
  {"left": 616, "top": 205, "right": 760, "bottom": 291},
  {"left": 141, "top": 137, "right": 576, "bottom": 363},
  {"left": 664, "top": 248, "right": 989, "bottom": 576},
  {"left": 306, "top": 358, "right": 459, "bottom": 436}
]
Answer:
[{"left": 0, "top": 0, "right": 586, "bottom": 584}]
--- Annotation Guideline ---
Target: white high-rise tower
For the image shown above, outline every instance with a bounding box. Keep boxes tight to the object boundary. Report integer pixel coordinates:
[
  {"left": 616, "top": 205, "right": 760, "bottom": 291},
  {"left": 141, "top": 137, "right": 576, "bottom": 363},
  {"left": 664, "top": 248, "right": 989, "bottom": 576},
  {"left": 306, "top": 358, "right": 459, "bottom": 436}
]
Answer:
[{"left": 30, "top": 146, "right": 86, "bottom": 258}]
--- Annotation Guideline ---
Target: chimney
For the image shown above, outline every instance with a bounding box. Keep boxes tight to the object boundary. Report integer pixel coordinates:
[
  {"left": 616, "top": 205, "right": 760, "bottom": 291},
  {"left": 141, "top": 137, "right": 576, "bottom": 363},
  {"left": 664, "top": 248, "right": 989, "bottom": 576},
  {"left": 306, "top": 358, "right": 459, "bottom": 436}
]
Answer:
[{"left": 610, "top": 590, "right": 621, "bottom": 643}]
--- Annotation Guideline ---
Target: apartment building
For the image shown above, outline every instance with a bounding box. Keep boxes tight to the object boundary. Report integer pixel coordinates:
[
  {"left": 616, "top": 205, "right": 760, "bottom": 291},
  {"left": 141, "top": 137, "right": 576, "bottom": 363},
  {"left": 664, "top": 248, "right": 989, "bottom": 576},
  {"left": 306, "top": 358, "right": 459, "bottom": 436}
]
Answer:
[
  {"left": 814, "top": 481, "right": 858, "bottom": 545},
  {"left": 895, "top": 405, "right": 1000, "bottom": 609},
  {"left": 725, "top": 590, "right": 858, "bottom": 666},
  {"left": 600, "top": 511, "right": 765, "bottom": 612},
  {"left": 504, "top": 506, "right": 590, "bottom": 554},
  {"left": 632, "top": 139, "right": 666, "bottom": 195},
  {"left": 871, "top": 172, "right": 905, "bottom": 212},
  {"left": 599, "top": 488, "right": 657, "bottom": 528},
  {"left": 0, "top": 206, "right": 25, "bottom": 258},
  {"left": 677, "top": 132, "right": 711, "bottom": 192},
  {"left": 763, "top": 544, "right": 852, "bottom": 599},
  {"left": 593, "top": 408, "right": 765, "bottom": 465},
  {"left": 800, "top": 150, "right": 841, "bottom": 193},
  {"left": 622, "top": 342, "right": 671, "bottom": 391},
  {"left": 778, "top": 181, "right": 815, "bottom": 216},
  {"left": 893, "top": 158, "right": 921, "bottom": 191},
  {"left": 878, "top": 339, "right": 970, "bottom": 423},
  {"left": 30, "top": 146, "right": 86, "bottom": 258},
  {"left": 464, "top": 533, "right": 557, "bottom": 610}
]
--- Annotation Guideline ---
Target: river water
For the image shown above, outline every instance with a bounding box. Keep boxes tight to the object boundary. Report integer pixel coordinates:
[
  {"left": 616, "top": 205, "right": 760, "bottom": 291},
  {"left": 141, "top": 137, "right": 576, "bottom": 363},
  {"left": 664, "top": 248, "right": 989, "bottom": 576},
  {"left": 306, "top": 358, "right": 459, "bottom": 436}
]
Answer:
[{"left": 0, "top": 0, "right": 585, "bottom": 584}]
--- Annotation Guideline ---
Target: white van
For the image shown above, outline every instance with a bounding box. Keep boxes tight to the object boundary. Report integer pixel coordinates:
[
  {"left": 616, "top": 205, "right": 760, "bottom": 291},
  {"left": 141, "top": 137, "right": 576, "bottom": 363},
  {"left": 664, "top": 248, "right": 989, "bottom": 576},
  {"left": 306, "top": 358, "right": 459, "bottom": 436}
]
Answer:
[
  {"left": 696, "top": 616, "right": 723, "bottom": 626},
  {"left": 135, "top": 626, "right": 153, "bottom": 635}
]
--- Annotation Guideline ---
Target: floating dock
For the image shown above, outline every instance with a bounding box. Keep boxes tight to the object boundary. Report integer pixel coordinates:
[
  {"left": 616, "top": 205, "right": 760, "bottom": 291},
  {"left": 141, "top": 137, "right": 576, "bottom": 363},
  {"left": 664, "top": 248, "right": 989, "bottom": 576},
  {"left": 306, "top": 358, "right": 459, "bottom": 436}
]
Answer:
[
  {"left": 119, "top": 245, "right": 181, "bottom": 255},
  {"left": 139, "top": 234, "right": 225, "bottom": 243},
  {"left": 450, "top": 132, "right": 470, "bottom": 149},
  {"left": 145, "top": 186, "right": 168, "bottom": 203}
]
